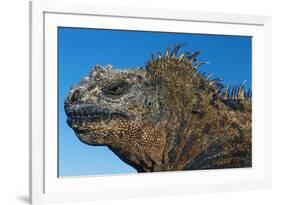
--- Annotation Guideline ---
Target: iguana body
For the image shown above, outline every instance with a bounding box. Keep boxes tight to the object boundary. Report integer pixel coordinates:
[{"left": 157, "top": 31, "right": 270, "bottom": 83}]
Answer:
[{"left": 64, "top": 46, "right": 252, "bottom": 172}]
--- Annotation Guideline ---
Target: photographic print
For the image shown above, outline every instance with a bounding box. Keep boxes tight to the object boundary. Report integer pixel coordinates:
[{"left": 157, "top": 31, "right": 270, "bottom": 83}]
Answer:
[
  {"left": 30, "top": 3, "right": 271, "bottom": 202},
  {"left": 59, "top": 27, "right": 252, "bottom": 177}
]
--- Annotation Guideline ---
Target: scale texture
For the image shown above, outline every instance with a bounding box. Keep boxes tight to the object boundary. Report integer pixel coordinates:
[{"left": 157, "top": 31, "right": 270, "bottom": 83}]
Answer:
[{"left": 64, "top": 45, "right": 252, "bottom": 172}]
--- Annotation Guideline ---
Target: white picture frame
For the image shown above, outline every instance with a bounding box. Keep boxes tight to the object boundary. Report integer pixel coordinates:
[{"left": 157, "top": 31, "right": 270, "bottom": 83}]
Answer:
[{"left": 29, "top": 1, "right": 272, "bottom": 204}]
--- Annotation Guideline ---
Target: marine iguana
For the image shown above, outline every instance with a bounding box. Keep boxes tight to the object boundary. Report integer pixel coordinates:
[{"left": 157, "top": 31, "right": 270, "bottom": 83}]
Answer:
[{"left": 64, "top": 45, "right": 252, "bottom": 173}]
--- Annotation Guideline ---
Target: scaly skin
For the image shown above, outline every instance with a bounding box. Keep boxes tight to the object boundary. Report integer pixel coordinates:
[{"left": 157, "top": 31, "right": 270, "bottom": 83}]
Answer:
[{"left": 64, "top": 45, "right": 252, "bottom": 173}]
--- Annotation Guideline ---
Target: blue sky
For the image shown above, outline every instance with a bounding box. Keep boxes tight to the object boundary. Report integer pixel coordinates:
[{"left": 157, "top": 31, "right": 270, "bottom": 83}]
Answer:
[{"left": 58, "top": 27, "right": 252, "bottom": 177}]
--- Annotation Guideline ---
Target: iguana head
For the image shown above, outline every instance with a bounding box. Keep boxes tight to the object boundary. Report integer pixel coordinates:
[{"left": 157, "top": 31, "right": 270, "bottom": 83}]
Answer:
[{"left": 65, "top": 64, "right": 156, "bottom": 143}]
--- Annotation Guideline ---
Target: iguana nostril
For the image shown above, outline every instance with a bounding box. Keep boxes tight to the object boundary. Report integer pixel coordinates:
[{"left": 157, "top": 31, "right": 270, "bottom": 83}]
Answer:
[
  {"left": 68, "top": 110, "right": 73, "bottom": 117},
  {"left": 71, "top": 90, "right": 80, "bottom": 102}
]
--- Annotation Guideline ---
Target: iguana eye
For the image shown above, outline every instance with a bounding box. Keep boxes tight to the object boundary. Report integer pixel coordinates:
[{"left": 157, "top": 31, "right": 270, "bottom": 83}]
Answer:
[{"left": 103, "top": 82, "right": 130, "bottom": 96}]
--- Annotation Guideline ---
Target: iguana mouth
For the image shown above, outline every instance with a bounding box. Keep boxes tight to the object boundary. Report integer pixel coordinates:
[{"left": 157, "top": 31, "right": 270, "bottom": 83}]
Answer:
[{"left": 64, "top": 103, "right": 128, "bottom": 129}]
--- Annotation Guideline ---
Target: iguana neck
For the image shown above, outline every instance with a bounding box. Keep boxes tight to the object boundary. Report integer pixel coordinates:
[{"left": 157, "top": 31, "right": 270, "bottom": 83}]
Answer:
[{"left": 107, "top": 122, "right": 167, "bottom": 172}]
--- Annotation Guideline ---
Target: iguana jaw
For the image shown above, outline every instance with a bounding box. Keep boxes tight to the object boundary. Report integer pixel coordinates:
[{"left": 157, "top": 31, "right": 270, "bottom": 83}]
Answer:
[
  {"left": 65, "top": 103, "right": 128, "bottom": 121},
  {"left": 65, "top": 103, "right": 129, "bottom": 144}
]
